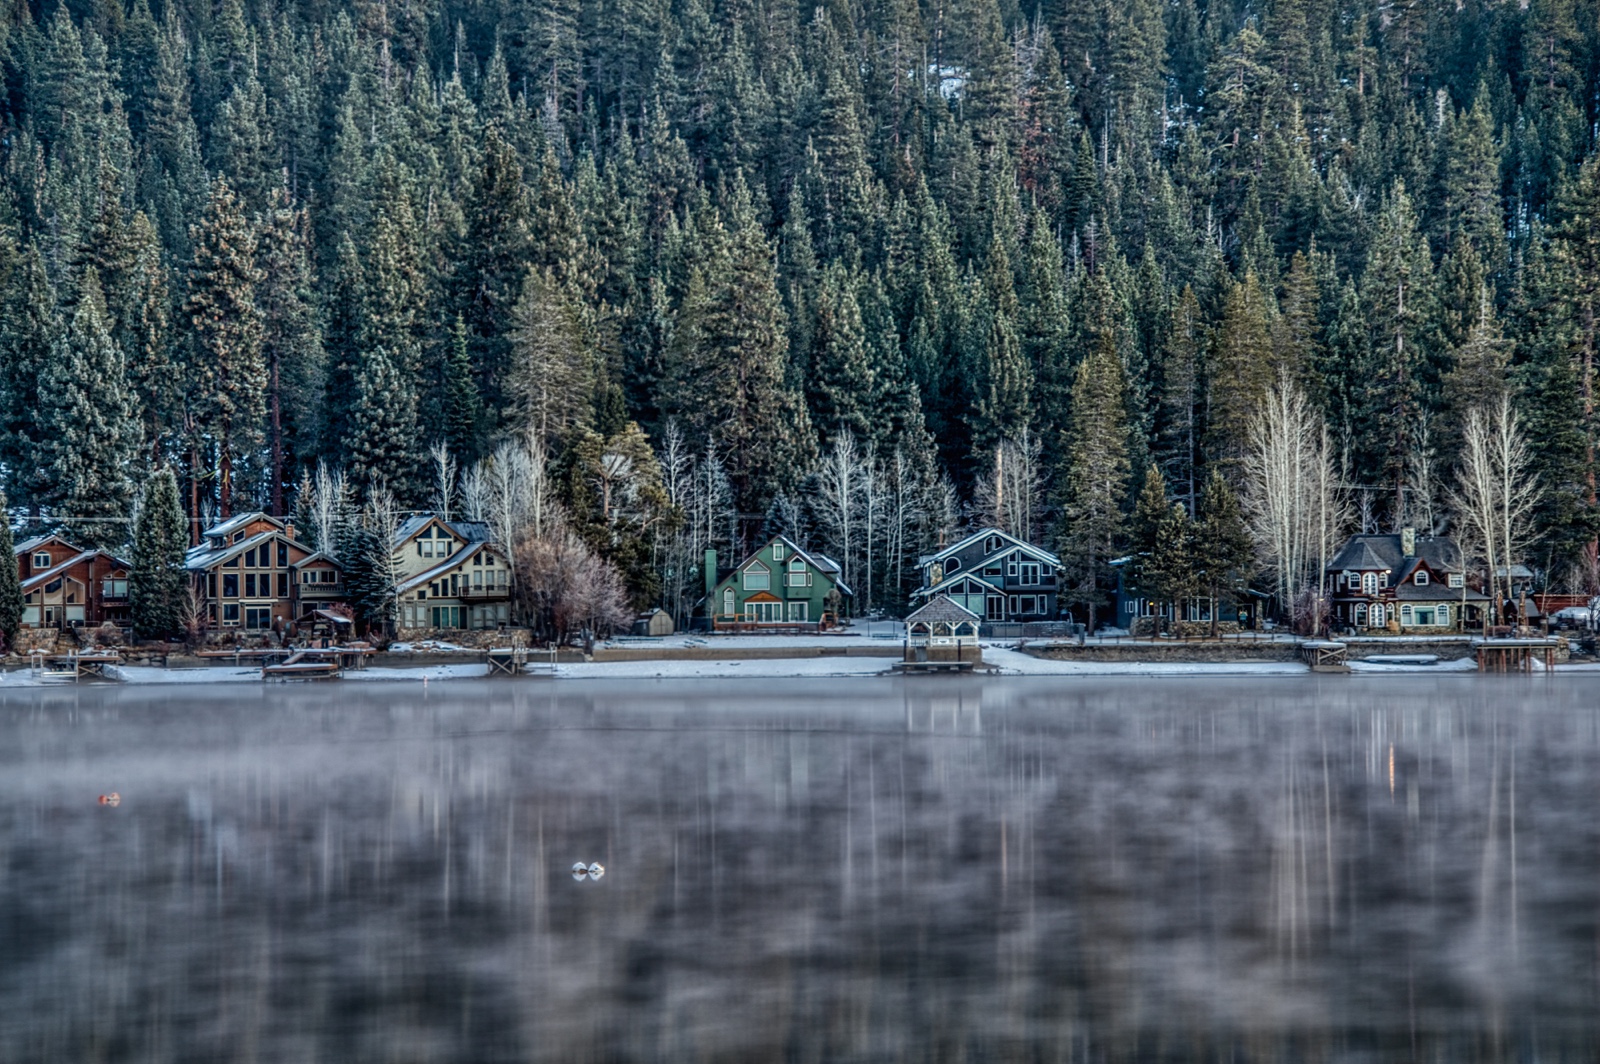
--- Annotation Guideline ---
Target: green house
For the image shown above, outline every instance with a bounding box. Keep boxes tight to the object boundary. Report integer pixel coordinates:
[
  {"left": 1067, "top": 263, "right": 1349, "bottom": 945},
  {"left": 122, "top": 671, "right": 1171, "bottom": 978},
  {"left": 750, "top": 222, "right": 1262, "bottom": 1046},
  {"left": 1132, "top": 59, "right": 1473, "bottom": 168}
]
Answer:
[{"left": 705, "top": 535, "right": 853, "bottom": 629}]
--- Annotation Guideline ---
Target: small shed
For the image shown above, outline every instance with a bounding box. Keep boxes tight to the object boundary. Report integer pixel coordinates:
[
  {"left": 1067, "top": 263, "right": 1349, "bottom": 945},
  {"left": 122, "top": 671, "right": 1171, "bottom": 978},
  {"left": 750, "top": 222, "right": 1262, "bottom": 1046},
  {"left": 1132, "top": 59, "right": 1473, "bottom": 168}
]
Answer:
[
  {"left": 634, "top": 608, "right": 675, "bottom": 637},
  {"left": 296, "top": 608, "right": 353, "bottom": 645},
  {"left": 904, "top": 595, "right": 982, "bottom": 664}
]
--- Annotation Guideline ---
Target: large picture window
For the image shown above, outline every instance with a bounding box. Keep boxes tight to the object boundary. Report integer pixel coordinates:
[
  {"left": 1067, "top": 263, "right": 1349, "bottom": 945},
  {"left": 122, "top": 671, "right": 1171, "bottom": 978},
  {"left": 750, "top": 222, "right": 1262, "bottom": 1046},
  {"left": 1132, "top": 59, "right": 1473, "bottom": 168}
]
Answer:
[{"left": 743, "top": 563, "right": 770, "bottom": 591}]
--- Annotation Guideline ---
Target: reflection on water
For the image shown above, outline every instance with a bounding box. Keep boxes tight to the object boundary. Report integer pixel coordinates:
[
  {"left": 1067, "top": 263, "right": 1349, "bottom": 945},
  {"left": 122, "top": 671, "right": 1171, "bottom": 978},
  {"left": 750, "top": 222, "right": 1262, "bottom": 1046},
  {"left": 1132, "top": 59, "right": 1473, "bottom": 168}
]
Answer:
[{"left": 3, "top": 676, "right": 1598, "bottom": 1061}]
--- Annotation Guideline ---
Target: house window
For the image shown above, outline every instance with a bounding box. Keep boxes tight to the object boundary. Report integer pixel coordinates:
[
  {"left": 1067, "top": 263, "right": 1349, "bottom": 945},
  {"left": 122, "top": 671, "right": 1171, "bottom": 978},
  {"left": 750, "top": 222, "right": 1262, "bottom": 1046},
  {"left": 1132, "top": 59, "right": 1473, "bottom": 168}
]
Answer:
[
  {"left": 223, "top": 574, "right": 239, "bottom": 598},
  {"left": 1020, "top": 596, "right": 1037, "bottom": 615},
  {"left": 772, "top": 541, "right": 787, "bottom": 561},
  {"left": 101, "top": 579, "right": 128, "bottom": 598},
  {"left": 1355, "top": 604, "right": 1368, "bottom": 625},
  {"left": 1008, "top": 595, "right": 1019, "bottom": 614},
  {"left": 45, "top": 579, "right": 61, "bottom": 593},
  {"left": 473, "top": 570, "right": 483, "bottom": 588},
  {"left": 222, "top": 604, "right": 240, "bottom": 624},
  {"left": 947, "top": 558, "right": 960, "bottom": 572},
  {"left": 786, "top": 559, "right": 810, "bottom": 587},
  {"left": 1372, "top": 604, "right": 1386, "bottom": 627},
  {"left": 245, "top": 574, "right": 257, "bottom": 597},
  {"left": 786, "top": 601, "right": 808, "bottom": 621},
  {"left": 1362, "top": 572, "right": 1377, "bottom": 595},
  {"left": 1020, "top": 563, "right": 1041, "bottom": 584},
  {"left": 1401, "top": 604, "right": 1414, "bottom": 624},
  {"left": 224, "top": 556, "right": 238, "bottom": 568},
  {"left": 32, "top": 552, "right": 49, "bottom": 568},
  {"left": 245, "top": 548, "right": 256, "bottom": 567},
  {"left": 422, "top": 540, "right": 435, "bottom": 557},
  {"left": 277, "top": 543, "right": 288, "bottom": 566},
  {"left": 431, "top": 606, "right": 463, "bottom": 629},
  {"left": 722, "top": 587, "right": 735, "bottom": 617},
  {"left": 245, "top": 607, "right": 271, "bottom": 630},
  {"left": 1439, "top": 604, "right": 1450, "bottom": 626},
  {"left": 744, "top": 563, "right": 770, "bottom": 591},
  {"left": 1448, "top": 573, "right": 1463, "bottom": 589},
  {"left": 1380, "top": 572, "right": 1390, "bottom": 587},
  {"left": 1007, "top": 559, "right": 1018, "bottom": 577},
  {"left": 1415, "top": 571, "right": 1429, "bottom": 585},
  {"left": 277, "top": 573, "right": 288, "bottom": 597},
  {"left": 321, "top": 570, "right": 337, "bottom": 583},
  {"left": 985, "top": 536, "right": 1000, "bottom": 553},
  {"left": 301, "top": 571, "right": 313, "bottom": 584}
]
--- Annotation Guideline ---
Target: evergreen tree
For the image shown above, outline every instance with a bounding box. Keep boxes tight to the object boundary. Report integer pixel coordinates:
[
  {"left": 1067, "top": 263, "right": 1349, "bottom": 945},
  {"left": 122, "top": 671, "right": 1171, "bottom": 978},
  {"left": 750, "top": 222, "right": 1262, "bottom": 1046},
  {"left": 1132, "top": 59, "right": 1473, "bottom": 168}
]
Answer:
[
  {"left": 129, "top": 466, "right": 187, "bottom": 638},
  {"left": 1206, "top": 272, "right": 1275, "bottom": 475},
  {"left": 1193, "top": 468, "right": 1253, "bottom": 637},
  {"left": 0, "top": 245, "right": 58, "bottom": 512},
  {"left": 256, "top": 187, "right": 323, "bottom": 514},
  {"left": 0, "top": 496, "right": 21, "bottom": 651},
  {"left": 1057, "top": 351, "right": 1131, "bottom": 633},
  {"left": 35, "top": 269, "right": 139, "bottom": 548},
  {"left": 807, "top": 262, "right": 874, "bottom": 446},
  {"left": 183, "top": 176, "right": 264, "bottom": 516}
]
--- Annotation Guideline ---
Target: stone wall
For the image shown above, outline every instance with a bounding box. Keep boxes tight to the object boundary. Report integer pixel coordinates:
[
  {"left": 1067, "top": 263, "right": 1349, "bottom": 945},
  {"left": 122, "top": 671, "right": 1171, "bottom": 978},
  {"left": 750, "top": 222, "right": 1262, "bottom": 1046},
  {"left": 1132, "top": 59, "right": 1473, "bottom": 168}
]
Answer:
[{"left": 393, "top": 627, "right": 536, "bottom": 649}]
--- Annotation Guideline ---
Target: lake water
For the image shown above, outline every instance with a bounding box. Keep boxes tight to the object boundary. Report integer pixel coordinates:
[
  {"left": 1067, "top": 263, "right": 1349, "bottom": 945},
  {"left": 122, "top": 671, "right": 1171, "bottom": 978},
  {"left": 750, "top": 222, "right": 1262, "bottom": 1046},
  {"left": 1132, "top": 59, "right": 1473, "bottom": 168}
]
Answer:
[{"left": 3, "top": 675, "right": 1599, "bottom": 1062}]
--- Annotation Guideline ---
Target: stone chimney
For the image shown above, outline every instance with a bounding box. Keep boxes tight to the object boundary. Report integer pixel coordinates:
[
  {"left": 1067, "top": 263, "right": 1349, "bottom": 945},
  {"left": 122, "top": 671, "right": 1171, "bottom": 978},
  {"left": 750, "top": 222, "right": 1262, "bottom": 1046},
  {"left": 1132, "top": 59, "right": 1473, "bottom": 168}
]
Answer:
[{"left": 1401, "top": 526, "right": 1416, "bottom": 558}]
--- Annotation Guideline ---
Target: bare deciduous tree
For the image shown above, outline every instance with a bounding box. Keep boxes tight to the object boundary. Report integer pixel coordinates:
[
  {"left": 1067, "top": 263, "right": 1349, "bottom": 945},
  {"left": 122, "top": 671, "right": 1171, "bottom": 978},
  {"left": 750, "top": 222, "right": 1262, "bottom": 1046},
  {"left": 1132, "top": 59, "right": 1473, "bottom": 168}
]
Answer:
[
  {"left": 1448, "top": 396, "right": 1540, "bottom": 622},
  {"left": 970, "top": 429, "right": 1046, "bottom": 543},
  {"left": 1243, "top": 373, "right": 1350, "bottom": 628},
  {"left": 430, "top": 441, "right": 457, "bottom": 522}
]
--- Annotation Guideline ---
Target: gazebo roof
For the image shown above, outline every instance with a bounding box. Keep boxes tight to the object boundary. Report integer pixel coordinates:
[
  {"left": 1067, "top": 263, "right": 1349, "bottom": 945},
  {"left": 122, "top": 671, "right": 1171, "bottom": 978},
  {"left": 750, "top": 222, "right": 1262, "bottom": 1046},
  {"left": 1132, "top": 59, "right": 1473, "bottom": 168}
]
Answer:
[{"left": 905, "top": 594, "right": 981, "bottom": 627}]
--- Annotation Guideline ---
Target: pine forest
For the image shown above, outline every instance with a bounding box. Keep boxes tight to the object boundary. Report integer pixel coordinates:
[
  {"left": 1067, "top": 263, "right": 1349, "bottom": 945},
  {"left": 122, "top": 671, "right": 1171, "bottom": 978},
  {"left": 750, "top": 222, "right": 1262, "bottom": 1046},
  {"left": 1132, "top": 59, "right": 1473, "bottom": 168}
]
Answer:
[{"left": 3, "top": 0, "right": 1600, "bottom": 636}]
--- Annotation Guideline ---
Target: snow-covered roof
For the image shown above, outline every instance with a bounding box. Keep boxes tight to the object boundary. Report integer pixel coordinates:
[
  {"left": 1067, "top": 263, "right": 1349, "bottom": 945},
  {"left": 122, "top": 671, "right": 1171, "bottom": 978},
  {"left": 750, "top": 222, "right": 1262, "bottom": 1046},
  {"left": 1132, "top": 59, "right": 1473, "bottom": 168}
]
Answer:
[
  {"left": 918, "top": 527, "right": 1061, "bottom": 569},
  {"left": 203, "top": 511, "right": 283, "bottom": 540},
  {"left": 294, "top": 550, "right": 339, "bottom": 568},
  {"left": 186, "top": 529, "right": 312, "bottom": 571},
  {"left": 911, "top": 571, "right": 1005, "bottom": 600},
  {"left": 392, "top": 514, "right": 496, "bottom": 548},
  {"left": 905, "top": 595, "right": 981, "bottom": 627},
  {"left": 396, "top": 541, "right": 491, "bottom": 595},
  {"left": 20, "top": 549, "right": 131, "bottom": 592},
  {"left": 14, "top": 533, "right": 76, "bottom": 556}
]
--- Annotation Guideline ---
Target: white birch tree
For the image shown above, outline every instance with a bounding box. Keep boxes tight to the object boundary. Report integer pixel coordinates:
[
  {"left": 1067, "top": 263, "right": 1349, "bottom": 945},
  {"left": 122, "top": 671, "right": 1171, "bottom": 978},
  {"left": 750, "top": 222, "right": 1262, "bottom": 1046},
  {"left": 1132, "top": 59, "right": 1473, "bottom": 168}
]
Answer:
[{"left": 1449, "top": 396, "right": 1540, "bottom": 622}]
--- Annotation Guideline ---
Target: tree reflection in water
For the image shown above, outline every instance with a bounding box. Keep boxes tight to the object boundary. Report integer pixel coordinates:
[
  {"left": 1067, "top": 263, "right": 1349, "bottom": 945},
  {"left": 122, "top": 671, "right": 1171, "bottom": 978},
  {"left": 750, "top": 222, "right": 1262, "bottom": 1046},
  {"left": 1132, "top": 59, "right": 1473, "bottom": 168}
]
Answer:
[{"left": 1, "top": 676, "right": 1595, "bottom": 1062}]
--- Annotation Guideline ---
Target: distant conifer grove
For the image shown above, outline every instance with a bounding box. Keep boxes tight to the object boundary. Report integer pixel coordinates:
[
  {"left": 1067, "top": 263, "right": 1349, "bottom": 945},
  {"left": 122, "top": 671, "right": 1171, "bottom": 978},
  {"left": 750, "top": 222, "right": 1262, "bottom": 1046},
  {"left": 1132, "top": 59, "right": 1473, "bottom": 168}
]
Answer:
[{"left": 1, "top": 0, "right": 1599, "bottom": 625}]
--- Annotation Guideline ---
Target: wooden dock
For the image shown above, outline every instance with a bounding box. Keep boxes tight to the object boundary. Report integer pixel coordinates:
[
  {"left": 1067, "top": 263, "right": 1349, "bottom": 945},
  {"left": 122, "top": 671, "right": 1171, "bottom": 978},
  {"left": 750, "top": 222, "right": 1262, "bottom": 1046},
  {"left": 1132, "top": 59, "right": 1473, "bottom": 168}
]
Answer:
[
  {"left": 30, "top": 649, "right": 123, "bottom": 682},
  {"left": 1476, "top": 638, "right": 1561, "bottom": 673},
  {"left": 1298, "top": 641, "right": 1350, "bottom": 673},
  {"left": 892, "top": 659, "right": 977, "bottom": 674},
  {"left": 485, "top": 646, "right": 557, "bottom": 677}
]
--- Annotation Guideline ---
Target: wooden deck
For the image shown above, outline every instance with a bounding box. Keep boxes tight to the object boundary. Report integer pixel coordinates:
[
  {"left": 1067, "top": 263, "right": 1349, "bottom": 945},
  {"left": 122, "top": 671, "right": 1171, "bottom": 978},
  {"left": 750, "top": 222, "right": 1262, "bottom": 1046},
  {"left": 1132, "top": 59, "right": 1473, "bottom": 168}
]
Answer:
[
  {"left": 30, "top": 649, "right": 123, "bottom": 681},
  {"left": 1476, "top": 639, "right": 1561, "bottom": 673}
]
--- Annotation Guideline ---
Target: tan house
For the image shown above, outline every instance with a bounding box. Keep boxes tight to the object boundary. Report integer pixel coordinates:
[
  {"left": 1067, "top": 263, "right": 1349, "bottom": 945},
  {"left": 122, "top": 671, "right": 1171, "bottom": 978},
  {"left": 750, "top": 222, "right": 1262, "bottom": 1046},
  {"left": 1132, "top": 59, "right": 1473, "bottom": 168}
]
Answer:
[
  {"left": 392, "top": 516, "right": 513, "bottom": 632},
  {"left": 13, "top": 534, "right": 131, "bottom": 629}
]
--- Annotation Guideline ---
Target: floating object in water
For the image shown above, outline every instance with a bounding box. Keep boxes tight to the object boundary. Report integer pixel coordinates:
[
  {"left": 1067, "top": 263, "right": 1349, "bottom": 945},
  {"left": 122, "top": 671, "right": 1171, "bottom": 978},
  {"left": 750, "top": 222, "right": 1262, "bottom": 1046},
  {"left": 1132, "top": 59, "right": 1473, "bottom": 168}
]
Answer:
[
  {"left": 98, "top": 793, "right": 120, "bottom": 806},
  {"left": 587, "top": 862, "right": 605, "bottom": 880},
  {"left": 572, "top": 861, "right": 590, "bottom": 881}
]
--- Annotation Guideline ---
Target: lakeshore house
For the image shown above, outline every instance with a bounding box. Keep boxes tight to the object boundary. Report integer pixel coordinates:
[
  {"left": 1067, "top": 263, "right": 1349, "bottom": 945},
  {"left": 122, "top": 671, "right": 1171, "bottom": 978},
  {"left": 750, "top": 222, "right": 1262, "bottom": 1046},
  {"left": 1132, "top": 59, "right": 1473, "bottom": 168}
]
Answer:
[
  {"left": 392, "top": 515, "right": 513, "bottom": 633},
  {"left": 913, "top": 528, "right": 1061, "bottom": 622},
  {"left": 13, "top": 534, "right": 132, "bottom": 629},
  {"left": 1326, "top": 528, "right": 1490, "bottom": 632},
  {"left": 1110, "top": 559, "right": 1253, "bottom": 631},
  {"left": 705, "top": 535, "right": 851, "bottom": 629},
  {"left": 185, "top": 512, "right": 335, "bottom": 633}
]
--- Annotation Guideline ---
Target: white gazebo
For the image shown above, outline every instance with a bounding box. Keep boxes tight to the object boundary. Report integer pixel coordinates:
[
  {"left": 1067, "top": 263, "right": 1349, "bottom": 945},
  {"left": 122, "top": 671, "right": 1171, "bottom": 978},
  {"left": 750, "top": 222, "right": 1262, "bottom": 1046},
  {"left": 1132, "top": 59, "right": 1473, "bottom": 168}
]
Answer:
[{"left": 904, "top": 595, "right": 982, "bottom": 665}]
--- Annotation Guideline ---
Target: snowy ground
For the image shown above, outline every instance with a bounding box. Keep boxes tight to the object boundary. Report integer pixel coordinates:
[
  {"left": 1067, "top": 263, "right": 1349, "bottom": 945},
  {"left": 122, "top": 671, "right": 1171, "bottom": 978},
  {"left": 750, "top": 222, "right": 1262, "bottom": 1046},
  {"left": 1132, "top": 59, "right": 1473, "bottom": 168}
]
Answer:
[{"left": 0, "top": 644, "right": 1578, "bottom": 687}]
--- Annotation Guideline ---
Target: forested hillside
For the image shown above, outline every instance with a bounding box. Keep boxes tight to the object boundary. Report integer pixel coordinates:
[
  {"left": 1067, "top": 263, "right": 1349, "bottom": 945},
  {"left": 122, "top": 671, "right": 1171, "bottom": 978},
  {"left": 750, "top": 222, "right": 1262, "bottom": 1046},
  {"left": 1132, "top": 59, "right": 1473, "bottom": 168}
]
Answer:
[{"left": 1, "top": 0, "right": 1598, "bottom": 623}]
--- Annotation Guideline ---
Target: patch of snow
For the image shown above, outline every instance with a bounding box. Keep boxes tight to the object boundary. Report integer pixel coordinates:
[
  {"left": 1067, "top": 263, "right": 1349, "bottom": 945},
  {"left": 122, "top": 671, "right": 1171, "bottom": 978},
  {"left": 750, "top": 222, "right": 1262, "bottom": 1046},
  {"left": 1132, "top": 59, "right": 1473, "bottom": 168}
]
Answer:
[
  {"left": 556, "top": 658, "right": 894, "bottom": 680},
  {"left": 980, "top": 646, "right": 1307, "bottom": 676},
  {"left": 1349, "top": 657, "right": 1478, "bottom": 673}
]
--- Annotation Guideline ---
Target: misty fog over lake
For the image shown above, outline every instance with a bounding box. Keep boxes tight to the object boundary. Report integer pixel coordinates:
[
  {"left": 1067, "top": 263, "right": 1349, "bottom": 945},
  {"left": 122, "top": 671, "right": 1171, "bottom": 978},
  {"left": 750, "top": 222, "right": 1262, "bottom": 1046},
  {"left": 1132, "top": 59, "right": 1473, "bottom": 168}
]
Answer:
[{"left": 3, "top": 676, "right": 1598, "bottom": 1062}]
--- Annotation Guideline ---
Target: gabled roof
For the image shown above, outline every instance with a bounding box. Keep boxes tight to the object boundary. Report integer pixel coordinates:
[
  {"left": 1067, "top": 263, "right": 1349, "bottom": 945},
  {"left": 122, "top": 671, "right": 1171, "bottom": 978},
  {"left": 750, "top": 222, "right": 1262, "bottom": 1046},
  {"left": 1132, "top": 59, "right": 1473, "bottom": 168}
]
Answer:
[
  {"left": 186, "top": 528, "right": 312, "bottom": 571},
  {"left": 719, "top": 535, "right": 854, "bottom": 598},
  {"left": 392, "top": 514, "right": 496, "bottom": 548},
  {"left": 911, "top": 572, "right": 1005, "bottom": 600},
  {"left": 203, "top": 511, "right": 284, "bottom": 540},
  {"left": 14, "top": 533, "right": 78, "bottom": 557},
  {"left": 919, "top": 527, "right": 1061, "bottom": 569},
  {"left": 293, "top": 550, "right": 340, "bottom": 568},
  {"left": 905, "top": 594, "right": 981, "bottom": 627},
  {"left": 396, "top": 541, "right": 490, "bottom": 594},
  {"left": 20, "top": 549, "right": 132, "bottom": 592}
]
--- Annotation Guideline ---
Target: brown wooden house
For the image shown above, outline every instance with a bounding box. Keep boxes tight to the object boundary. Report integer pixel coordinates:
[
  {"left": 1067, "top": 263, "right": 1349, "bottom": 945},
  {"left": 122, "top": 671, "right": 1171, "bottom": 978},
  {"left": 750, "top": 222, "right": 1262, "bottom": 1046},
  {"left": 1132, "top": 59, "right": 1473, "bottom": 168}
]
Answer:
[
  {"left": 13, "top": 534, "right": 132, "bottom": 629},
  {"left": 185, "top": 512, "right": 338, "bottom": 634}
]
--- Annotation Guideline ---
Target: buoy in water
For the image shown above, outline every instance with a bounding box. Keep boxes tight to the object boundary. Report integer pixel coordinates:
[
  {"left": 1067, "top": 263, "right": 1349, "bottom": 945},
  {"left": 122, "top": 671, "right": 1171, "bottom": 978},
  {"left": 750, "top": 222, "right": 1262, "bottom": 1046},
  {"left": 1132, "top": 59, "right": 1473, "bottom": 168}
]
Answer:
[
  {"left": 587, "top": 862, "right": 605, "bottom": 880},
  {"left": 98, "top": 793, "right": 120, "bottom": 806}
]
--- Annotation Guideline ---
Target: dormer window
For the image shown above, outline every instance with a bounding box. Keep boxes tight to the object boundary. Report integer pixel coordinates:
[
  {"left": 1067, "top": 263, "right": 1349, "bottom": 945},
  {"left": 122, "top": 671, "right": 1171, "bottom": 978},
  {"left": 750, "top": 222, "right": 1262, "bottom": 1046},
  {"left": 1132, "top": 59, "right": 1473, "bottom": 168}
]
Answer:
[
  {"left": 32, "top": 552, "right": 49, "bottom": 568},
  {"left": 233, "top": 532, "right": 246, "bottom": 544},
  {"left": 1414, "top": 570, "right": 1428, "bottom": 585},
  {"left": 1448, "top": 573, "right": 1463, "bottom": 589}
]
